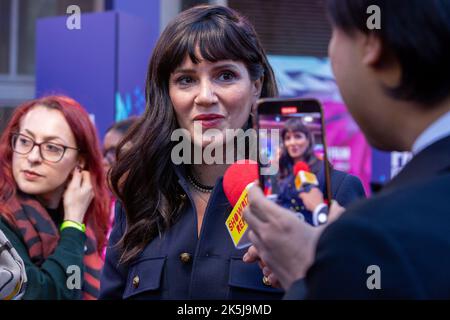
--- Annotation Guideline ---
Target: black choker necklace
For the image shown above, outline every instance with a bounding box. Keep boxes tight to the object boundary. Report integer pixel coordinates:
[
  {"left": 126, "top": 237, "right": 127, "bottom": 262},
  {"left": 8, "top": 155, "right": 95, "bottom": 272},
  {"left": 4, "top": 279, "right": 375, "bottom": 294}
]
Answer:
[{"left": 187, "top": 173, "right": 214, "bottom": 193}]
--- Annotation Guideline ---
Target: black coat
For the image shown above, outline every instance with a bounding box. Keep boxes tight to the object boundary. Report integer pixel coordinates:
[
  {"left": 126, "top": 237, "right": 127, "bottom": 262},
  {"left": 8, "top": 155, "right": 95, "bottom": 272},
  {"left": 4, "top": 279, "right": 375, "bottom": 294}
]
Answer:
[
  {"left": 99, "top": 166, "right": 285, "bottom": 300},
  {"left": 286, "top": 135, "right": 450, "bottom": 299}
]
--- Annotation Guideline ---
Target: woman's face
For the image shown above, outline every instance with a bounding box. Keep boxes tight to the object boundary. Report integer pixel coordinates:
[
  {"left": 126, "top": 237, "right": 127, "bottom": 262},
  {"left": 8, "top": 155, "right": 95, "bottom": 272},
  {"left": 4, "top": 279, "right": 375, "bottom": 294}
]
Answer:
[
  {"left": 284, "top": 130, "right": 310, "bottom": 161},
  {"left": 12, "top": 106, "right": 81, "bottom": 202},
  {"left": 169, "top": 53, "right": 262, "bottom": 149},
  {"left": 102, "top": 128, "right": 124, "bottom": 174}
]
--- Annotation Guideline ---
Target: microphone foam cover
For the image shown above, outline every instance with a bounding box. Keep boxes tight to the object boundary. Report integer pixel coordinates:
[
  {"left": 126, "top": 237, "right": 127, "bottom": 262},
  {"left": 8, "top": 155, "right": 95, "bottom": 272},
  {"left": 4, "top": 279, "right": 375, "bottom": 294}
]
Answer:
[
  {"left": 293, "top": 161, "right": 311, "bottom": 176},
  {"left": 223, "top": 159, "right": 258, "bottom": 206}
]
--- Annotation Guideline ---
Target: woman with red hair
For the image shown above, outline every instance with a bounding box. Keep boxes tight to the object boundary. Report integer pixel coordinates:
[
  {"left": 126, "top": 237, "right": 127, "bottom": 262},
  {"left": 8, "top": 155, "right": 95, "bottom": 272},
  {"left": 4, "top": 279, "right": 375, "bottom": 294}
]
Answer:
[{"left": 0, "top": 95, "right": 109, "bottom": 299}]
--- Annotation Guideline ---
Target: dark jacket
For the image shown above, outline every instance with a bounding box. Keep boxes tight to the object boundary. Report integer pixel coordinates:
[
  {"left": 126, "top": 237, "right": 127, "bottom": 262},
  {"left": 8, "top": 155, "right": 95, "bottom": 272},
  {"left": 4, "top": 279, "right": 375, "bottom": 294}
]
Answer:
[
  {"left": 286, "top": 135, "right": 450, "bottom": 299},
  {"left": 99, "top": 167, "right": 284, "bottom": 300},
  {"left": 276, "top": 163, "right": 366, "bottom": 224},
  {"left": 0, "top": 217, "right": 85, "bottom": 300}
]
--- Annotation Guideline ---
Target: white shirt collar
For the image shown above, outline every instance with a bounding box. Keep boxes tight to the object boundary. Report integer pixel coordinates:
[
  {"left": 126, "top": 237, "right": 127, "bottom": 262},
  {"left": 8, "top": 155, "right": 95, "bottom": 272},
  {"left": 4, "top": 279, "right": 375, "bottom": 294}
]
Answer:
[{"left": 412, "top": 110, "right": 450, "bottom": 155}]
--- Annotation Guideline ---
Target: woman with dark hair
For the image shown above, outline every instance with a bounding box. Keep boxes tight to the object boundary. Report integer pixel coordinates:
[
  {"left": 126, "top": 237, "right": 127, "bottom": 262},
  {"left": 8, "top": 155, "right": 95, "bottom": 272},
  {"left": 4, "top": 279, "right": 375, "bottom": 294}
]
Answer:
[
  {"left": 0, "top": 96, "right": 110, "bottom": 299},
  {"left": 276, "top": 118, "right": 365, "bottom": 225},
  {"left": 100, "top": 5, "right": 282, "bottom": 299},
  {"left": 278, "top": 118, "right": 321, "bottom": 179}
]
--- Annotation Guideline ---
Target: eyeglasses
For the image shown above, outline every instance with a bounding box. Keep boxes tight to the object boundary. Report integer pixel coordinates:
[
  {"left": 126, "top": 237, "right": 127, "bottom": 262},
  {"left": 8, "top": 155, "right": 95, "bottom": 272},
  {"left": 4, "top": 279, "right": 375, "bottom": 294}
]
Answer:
[{"left": 11, "top": 133, "right": 80, "bottom": 163}]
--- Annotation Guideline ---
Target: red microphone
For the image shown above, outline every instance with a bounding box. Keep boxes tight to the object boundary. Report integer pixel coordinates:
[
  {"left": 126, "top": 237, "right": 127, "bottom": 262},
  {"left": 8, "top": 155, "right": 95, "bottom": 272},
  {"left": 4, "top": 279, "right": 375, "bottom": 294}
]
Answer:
[
  {"left": 293, "top": 161, "right": 311, "bottom": 176},
  {"left": 223, "top": 159, "right": 258, "bottom": 206},
  {"left": 223, "top": 160, "right": 258, "bottom": 248},
  {"left": 294, "top": 161, "right": 329, "bottom": 226}
]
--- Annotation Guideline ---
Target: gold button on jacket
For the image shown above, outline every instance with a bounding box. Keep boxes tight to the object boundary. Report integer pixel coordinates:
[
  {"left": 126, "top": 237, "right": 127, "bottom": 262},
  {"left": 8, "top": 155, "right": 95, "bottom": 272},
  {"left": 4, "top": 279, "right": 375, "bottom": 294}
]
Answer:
[
  {"left": 179, "top": 252, "right": 192, "bottom": 264},
  {"left": 132, "top": 275, "right": 140, "bottom": 288}
]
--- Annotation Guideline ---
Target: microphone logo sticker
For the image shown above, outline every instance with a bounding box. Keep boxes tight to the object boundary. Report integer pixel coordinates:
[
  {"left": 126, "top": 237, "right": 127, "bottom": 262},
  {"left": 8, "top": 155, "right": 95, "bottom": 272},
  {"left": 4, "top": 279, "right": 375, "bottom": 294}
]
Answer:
[{"left": 225, "top": 183, "right": 255, "bottom": 249}]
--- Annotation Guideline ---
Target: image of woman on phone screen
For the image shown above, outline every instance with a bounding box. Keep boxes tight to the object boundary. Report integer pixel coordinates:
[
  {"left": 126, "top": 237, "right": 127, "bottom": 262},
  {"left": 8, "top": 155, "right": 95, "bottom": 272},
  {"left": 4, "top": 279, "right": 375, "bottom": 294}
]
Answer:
[{"left": 276, "top": 118, "right": 365, "bottom": 225}]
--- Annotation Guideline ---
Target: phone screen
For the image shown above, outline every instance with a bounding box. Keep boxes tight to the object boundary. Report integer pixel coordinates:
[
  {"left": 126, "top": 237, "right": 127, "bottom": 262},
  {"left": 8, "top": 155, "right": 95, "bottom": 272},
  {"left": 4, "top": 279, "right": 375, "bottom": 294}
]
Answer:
[{"left": 256, "top": 98, "right": 331, "bottom": 224}]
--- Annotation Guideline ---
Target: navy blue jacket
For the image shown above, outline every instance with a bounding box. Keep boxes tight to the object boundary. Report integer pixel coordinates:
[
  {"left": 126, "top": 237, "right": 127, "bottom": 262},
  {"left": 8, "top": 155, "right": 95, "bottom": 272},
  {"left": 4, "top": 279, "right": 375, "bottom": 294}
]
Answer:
[
  {"left": 276, "top": 165, "right": 366, "bottom": 224},
  {"left": 286, "top": 135, "right": 450, "bottom": 299},
  {"left": 99, "top": 167, "right": 284, "bottom": 300}
]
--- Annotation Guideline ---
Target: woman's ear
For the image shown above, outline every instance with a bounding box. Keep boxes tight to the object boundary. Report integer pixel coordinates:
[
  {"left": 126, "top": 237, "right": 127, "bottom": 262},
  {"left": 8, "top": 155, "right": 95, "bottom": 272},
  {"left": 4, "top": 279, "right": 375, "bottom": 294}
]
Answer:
[
  {"left": 253, "top": 77, "right": 263, "bottom": 99},
  {"left": 77, "top": 156, "right": 86, "bottom": 170},
  {"left": 361, "top": 33, "right": 401, "bottom": 87},
  {"left": 251, "top": 77, "right": 264, "bottom": 114}
]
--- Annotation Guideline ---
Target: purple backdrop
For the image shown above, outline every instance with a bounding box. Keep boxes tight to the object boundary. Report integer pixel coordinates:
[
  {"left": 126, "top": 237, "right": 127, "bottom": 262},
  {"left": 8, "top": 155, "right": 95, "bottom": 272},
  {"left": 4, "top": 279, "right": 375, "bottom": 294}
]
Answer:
[{"left": 36, "top": 11, "right": 156, "bottom": 140}]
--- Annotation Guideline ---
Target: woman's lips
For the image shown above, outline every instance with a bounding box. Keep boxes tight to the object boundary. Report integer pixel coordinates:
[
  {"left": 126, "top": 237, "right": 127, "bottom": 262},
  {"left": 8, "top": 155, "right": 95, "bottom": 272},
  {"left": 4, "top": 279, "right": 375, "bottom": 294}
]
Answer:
[
  {"left": 23, "top": 170, "right": 43, "bottom": 181},
  {"left": 288, "top": 147, "right": 302, "bottom": 156},
  {"left": 193, "top": 114, "right": 225, "bottom": 129}
]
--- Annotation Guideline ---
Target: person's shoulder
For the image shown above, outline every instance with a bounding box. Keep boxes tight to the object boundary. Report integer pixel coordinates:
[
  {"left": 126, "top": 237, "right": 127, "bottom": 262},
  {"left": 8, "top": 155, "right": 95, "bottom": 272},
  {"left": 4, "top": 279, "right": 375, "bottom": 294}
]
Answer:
[
  {"left": 0, "top": 216, "right": 20, "bottom": 239},
  {"left": 328, "top": 168, "right": 366, "bottom": 205},
  {"left": 329, "top": 167, "right": 363, "bottom": 188},
  {"left": 336, "top": 172, "right": 450, "bottom": 234},
  {"left": 0, "top": 216, "right": 26, "bottom": 252},
  {"left": 310, "top": 173, "right": 450, "bottom": 298}
]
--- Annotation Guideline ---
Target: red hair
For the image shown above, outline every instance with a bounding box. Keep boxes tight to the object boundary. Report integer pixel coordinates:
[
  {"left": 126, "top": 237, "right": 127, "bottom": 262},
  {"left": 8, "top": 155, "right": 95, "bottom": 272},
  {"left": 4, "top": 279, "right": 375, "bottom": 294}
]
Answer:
[{"left": 0, "top": 96, "right": 110, "bottom": 251}]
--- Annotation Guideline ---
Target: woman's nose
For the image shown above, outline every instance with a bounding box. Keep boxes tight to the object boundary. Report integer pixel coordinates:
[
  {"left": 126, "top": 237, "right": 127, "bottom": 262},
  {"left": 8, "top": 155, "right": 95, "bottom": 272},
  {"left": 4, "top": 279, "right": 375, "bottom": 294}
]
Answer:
[
  {"left": 194, "top": 81, "right": 218, "bottom": 107},
  {"left": 285, "top": 138, "right": 294, "bottom": 146},
  {"left": 27, "top": 145, "right": 43, "bottom": 163}
]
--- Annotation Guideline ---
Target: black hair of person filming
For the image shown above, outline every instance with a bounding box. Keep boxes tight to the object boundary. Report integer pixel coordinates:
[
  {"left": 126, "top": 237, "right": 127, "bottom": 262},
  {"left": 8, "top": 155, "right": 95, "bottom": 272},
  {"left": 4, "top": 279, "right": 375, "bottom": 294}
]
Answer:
[
  {"left": 0, "top": 96, "right": 110, "bottom": 299},
  {"left": 100, "top": 5, "right": 286, "bottom": 299},
  {"left": 243, "top": 0, "right": 450, "bottom": 299},
  {"left": 276, "top": 118, "right": 365, "bottom": 225}
]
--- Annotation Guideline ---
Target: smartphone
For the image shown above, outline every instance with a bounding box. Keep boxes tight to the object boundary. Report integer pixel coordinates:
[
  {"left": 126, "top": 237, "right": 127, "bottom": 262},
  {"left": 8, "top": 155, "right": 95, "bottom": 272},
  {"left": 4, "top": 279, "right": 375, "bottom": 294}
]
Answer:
[{"left": 254, "top": 98, "right": 332, "bottom": 224}]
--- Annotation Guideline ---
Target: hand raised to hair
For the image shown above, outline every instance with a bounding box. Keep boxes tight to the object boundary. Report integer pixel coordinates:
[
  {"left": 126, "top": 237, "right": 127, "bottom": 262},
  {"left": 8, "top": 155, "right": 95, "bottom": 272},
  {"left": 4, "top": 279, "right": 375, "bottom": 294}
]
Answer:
[{"left": 63, "top": 168, "right": 94, "bottom": 224}]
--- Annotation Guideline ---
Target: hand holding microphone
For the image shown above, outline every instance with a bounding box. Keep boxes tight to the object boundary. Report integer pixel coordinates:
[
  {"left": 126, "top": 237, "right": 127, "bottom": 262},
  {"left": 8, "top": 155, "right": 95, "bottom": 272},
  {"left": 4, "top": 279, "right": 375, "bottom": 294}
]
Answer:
[
  {"left": 293, "top": 162, "right": 329, "bottom": 226},
  {"left": 293, "top": 161, "right": 319, "bottom": 192},
  {"left": 299, "top": 187, "right": 328, "bottom": 226}
]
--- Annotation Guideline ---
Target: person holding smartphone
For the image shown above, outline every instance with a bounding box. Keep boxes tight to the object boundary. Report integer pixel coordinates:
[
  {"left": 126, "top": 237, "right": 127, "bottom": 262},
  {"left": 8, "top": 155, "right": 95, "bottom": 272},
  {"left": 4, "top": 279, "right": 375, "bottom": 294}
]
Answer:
[
  {"left": 100, "top": 5, "right": 284, "bottom": 299},
  {"left": 0, "top": 96, "right": 110, "bottom": 299},
  {"left": 276, "top": 118, "right": 365, "bottom": 225},
  {"left": 244, "top": 0, "right": 450, "bottom": 299}
]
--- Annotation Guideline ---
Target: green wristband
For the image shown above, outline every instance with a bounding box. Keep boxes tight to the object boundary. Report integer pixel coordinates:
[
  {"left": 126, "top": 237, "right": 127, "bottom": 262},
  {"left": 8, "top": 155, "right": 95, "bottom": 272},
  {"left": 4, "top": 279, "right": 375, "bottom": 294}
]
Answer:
[{"left": 60, "top": 220, "right": 86, "bottom": 233}]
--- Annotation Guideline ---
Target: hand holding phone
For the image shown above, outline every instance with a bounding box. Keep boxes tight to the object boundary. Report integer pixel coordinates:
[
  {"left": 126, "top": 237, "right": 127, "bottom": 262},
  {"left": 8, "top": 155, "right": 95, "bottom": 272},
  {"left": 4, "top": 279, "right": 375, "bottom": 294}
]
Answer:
[{"left": 63, "top": 167, "right": 94, "bottom": 224}]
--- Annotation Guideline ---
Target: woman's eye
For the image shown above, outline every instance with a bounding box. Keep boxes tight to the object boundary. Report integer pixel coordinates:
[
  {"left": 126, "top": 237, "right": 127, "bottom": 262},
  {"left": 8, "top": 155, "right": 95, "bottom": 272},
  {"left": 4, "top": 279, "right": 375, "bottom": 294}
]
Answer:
[
  {"left": 218, "top": 71, "right": 235, "bottom": 81},
  {"left": 44, "top": 144, "right": 62, "bottom": 153},
  {"left": 19, "top": 138, "right": 31, "bottom": 146},
  {"left": 176, "top": 76, "right": 194, "bottom": 86}
]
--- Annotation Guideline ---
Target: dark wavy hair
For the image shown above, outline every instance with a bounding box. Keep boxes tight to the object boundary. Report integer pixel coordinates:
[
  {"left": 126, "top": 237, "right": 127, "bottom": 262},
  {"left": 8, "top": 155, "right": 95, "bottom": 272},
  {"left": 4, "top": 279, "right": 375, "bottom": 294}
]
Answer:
[
  {"left": 278, "top": 118, "right": 320, "bottom": 179},
  {"left": 110, "top": 5, "right": 278, "bottom": 264}
]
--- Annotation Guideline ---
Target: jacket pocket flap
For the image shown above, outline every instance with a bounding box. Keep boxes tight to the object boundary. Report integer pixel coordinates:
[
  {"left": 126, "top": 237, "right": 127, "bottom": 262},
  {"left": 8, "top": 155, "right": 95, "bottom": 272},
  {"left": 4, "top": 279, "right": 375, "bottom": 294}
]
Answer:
[{"left": 123, "top": 257, "right": 165, "bottom": 299}]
